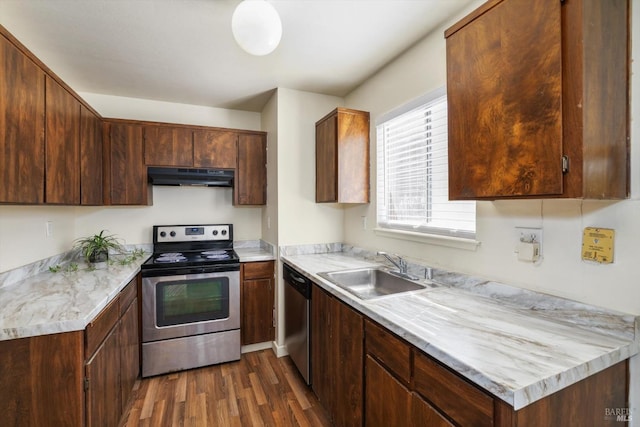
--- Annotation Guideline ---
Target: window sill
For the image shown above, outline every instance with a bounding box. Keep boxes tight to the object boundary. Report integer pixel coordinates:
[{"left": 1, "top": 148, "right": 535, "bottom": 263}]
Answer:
[{"left": 374, "top": 227, "right": 480, "bottom": 251}]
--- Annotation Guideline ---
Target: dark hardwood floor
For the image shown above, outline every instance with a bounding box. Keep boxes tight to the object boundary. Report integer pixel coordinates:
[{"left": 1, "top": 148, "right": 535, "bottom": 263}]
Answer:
[{"left": 120, "top": 349, "right": 331, "bottom": 426}]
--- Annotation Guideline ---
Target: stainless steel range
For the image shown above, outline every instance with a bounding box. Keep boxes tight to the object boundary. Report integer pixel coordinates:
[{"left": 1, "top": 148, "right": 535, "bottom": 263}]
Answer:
[{"left": 140, "top": 224, "right": 240, "bottom": 377}]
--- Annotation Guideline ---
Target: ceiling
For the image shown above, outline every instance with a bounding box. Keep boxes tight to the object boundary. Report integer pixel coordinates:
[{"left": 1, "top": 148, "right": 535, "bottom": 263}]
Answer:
[{"left": 0, "top": 0, "right": 476, "bottom": 112}]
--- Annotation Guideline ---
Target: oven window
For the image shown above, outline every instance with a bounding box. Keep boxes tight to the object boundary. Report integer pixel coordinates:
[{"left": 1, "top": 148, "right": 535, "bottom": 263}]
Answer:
[{"left": 156, "top": 277, "right": 230, "bottom": 327}]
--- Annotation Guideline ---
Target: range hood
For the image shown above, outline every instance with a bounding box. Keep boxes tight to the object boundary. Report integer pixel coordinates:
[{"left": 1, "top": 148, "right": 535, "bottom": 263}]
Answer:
[{"left": 147, "top": 167, "right": 234, "bottom": 187}]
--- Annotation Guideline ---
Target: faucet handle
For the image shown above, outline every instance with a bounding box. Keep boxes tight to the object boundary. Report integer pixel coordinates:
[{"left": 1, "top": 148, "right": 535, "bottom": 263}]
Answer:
[{"left": 424, "top": 267, "right": 433, "bottom": 280}]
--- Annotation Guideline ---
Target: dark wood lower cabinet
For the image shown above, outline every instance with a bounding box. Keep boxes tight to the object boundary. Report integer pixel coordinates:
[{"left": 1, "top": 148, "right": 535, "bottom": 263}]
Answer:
[
  {"left": 86, "top": 327, "right": 121, "bottom": 427},
  {"left": 0, "top": 331, "right": 84, "bottom": 427},
  {"left": 365, "top": 355, "right": 411, "bottom": 427},
  {"left": 308, "top": 296, "right": 631, "bottom": 427},
  {"left": 311, "top": 284, "right": 363, "bottom": 426},
  {"left": 0, "top": 277, "right": 140, "bottom": 427},
  {"left": 119, "top": 296, "right": 140, "bottom": 412},
  {"left": 411, "top": 393, "right": 454, "bottom": 427},
  {"left": 360, "top": 316, "right": 630, "bottom": 427},
  {"left": 241, "top": 261, "right": 275, "bottom": 345}
]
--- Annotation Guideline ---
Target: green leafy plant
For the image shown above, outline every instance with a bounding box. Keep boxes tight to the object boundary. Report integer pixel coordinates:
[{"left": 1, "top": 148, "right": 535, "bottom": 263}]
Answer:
[
  {"left": 49, "top": 263, "right": 80, "bottom": 273},
  {"left": 74, "top": 230, "right": 124, "bottom": 264}
]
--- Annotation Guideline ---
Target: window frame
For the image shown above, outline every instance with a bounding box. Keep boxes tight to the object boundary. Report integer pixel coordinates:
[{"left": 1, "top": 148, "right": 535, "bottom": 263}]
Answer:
[{"left": 375, "top": 87, "right": 477, "bottom": 245}]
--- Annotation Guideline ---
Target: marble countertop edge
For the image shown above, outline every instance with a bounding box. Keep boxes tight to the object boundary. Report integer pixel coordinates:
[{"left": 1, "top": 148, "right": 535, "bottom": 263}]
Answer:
[
  {"left": 0, "top": 257, "right": 146, "bottom": 342},
  {"left": 280, "top": 253, "right": 639, "bottom": 411}
]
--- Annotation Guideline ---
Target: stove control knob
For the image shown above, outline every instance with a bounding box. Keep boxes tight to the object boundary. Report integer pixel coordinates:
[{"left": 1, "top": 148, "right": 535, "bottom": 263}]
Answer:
[
  {"left": 170, "top": 231, "right": 176, "bottom": 237},
  {"left": 221, "top": 230, "right": 227, "bottom": 235},
  {"left": 160, "top": 231, "right": 166, "bottom": 237},
  {"left": 212, "top": 230, "right": 218, "bottom": 236}
]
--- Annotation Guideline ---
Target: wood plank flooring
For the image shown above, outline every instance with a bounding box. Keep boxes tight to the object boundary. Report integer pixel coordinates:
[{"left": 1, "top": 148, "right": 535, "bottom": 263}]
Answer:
[{"left": 120, "top": 349, "right": 331, "bottom": 427}]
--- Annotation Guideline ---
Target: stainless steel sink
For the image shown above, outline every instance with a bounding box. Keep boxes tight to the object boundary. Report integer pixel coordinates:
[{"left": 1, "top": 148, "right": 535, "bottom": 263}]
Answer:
[{"left": 318, "top": 268, "right": 431, "bottom": 300}]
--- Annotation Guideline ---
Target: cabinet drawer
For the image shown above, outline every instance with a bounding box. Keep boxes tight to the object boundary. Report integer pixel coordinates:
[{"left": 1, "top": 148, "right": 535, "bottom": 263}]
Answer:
[
  {"left": 242, "top": 261, "right": 274, "bottom": 280},
  {"left": 85, "top": 295, "right": 120, "bottom": 357},
  {"left": 119, "top": 277, "right": 137, "bottom": 316},
  {"left": 365, "top": 319, "right": 411, "bottom": 384},
  {"left": 413, "top": 350, "right": 493, "bottom": 427}
]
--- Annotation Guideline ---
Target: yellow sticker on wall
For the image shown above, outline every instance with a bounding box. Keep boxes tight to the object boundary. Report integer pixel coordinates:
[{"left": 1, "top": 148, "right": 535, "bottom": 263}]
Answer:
[{"left": 581, "top": 227, "right": 614, "bottom": 264}]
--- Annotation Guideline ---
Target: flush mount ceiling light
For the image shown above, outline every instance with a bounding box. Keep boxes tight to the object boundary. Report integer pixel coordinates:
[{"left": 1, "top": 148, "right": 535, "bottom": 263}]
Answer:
[{"left": 231, "top": 0, "right": 282, "bottom": 56}]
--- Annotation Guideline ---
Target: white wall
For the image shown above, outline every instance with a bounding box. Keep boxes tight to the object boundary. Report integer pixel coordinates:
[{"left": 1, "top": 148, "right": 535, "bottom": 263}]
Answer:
[
  {"left": 0, "top": 206, "right": 75, "bottom": 271},
  {"left": 261, "top": 92, "right": 279, "bottom": 247},
  {"left": 344, "top": 1, "right": 640, "bottom": 316},
  {"left": 0, "top": 95, "right": 263, "bottom": 272},
  {"left": 276, "top": 88, "right": 345, "bottom": 246},
  {"left": 78, "top": 93, "right": 261, "bottom": 130}
]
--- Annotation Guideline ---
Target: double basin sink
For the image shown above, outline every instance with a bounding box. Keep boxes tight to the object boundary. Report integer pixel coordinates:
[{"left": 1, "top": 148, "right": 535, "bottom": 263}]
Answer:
[{"left": 318, "top": 267, "right": 436, "bottom": 300}]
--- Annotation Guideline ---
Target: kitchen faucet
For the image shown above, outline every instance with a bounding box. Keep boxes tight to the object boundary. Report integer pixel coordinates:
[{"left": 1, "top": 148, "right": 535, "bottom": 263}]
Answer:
[
  {"left": 377, "top": 252, "right": 420, "bottom": 280},
  {"left": 377, "top": 252, "right": 432, "bottom": 281},
  {"left": 377, "top": 251, "right": 407, "bottom": 272}
]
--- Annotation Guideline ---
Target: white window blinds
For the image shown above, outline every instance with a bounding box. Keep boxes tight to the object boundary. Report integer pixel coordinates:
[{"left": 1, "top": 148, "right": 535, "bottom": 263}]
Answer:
[{"left": 376, "top": 90, "right": 476, "bottom": 239}]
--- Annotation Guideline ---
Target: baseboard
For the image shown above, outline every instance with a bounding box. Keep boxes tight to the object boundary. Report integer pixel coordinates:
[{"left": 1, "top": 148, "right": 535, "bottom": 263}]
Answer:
[
  {"left": 241, "top": 341, "right": 272, "bottom": 354},
  {"left": 272, "top": 341, "right": 288, "bottom": 358}
]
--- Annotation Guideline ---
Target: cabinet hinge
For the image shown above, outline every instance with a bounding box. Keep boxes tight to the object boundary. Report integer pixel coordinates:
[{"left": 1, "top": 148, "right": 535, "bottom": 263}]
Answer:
[
  {"left": 84, "top": 377, "right": 90, "bottom": 391},
  {"left": 562, "top": 155, "right": 569, "bottom": 173}
]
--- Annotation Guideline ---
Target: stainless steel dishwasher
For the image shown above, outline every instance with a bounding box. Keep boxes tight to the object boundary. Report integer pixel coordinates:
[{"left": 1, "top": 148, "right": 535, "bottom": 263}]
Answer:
[{"left": 283, "top": 263, "right": 311, "bottom": 385}]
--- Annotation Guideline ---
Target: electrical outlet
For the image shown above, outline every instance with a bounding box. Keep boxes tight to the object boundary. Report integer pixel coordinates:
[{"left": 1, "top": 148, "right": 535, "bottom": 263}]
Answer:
[
  {"left": 514, "top": 227, "right": 542, "bottom": 258},
  {"left": 45, "top": 221, "right": 53, "bottom": 238}
]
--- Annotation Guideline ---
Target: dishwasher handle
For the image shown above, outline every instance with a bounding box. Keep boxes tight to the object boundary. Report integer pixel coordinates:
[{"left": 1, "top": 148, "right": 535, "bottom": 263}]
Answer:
[{"left": 283, "top": 263, "right": 311, "bottom": 299}]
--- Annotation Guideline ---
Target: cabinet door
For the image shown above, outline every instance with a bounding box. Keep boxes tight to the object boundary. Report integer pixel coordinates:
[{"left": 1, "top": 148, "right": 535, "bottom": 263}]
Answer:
[
  {"left": 0, "top": 34, "right": 45, "bottom": 204},
  {"left": 235, "top": 133, "right": 266, "bottom": 205},
  {"left": 335, "top": 300, "right": 363, "bottom": 427},
  {"left": 80, "top": 106, "right": 103, "bottom": 205},
  {"left": 143, "top": 125, "right": 193, "bottom": 166},
  {"left": 86, "top": 328, "right": 121, "bottom": 427},
  {"left": 107, "top": 122, "right": 151, "bottom": 205},
  {"left": 412, "top": 393, "right": 454, "bottom": 427},
  {"left": 0, "top": 331, "right": 84, "bottom": 427},
  {"left": 311, "top": 285, "right": 334, "bottom": 412},
  {"left": 45, "top": 76, "right": 80, "bottom": 204},
  {"left": 315, "top": 112, "right": 338, "bottom": 202},
  {"left": 241, "top": 278, "right": 274, "bottom": 345},
  {"left": 119, "top": 298, "right": 139, "bottom": 413},
  {"left": 193, "top": 129, "right": 237, "bottom": 168},
  {"left": 316, "top": 108, "right": 369, "bottom": 203},
  {"left": 446, "top": 0, "right": 563, "bottom": 199},
  {"left": 365, "top": 355, "right": 411, "bottom": 427}
]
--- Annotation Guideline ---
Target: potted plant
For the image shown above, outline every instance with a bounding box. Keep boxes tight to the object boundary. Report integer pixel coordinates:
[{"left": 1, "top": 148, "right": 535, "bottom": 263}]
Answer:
[{"left": 74, "top": 230, "right": 124, "bottom": 267}]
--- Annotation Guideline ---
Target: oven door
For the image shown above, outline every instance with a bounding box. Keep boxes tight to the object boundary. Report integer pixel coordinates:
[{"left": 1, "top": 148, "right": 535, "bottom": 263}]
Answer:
[{"left": 142, "top": 270, "right": 240, "bottom": 342}]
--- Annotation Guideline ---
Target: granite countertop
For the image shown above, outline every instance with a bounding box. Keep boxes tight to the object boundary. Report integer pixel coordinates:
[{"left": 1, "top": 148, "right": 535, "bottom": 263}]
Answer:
[
  {"left": 0, "top": 255, "right": 147, "bottom": 342},
  {"left": 281, "top": 252, "right": 639, "bottom": 410}
]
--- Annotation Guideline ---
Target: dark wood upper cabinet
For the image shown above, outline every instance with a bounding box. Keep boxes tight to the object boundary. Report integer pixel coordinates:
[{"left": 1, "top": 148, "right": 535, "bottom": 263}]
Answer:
[
  {"left": 235, "top": 133, "right": 267, "bottom": 205},
  {"left": 105, "top": 121, "right": 151, "bottom": 206},
  {"left": 143, "top": 125, "right": 193, "bottom": 167},
  {"left": 446, "top": 0, "right": 629, "bottom": 200},
  {"left": 0, "top": 32, "right": 45, "bottom": 204},
  {"left": 316, "top": 108, "right": 370, "bottom": 203},
  {"left": 193, "top": 129, "right": 237, "bottom": 168},
  {"left": 80, "top": 106, "right": 103, "bottom": 205},
  {"left": 45, "top": 76, "right": 81, "bottom": 205}
]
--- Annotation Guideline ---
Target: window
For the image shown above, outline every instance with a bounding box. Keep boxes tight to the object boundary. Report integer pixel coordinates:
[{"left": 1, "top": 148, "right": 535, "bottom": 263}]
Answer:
[{"left": 376, "top": 88, "right": 476, "bottom": 239}]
